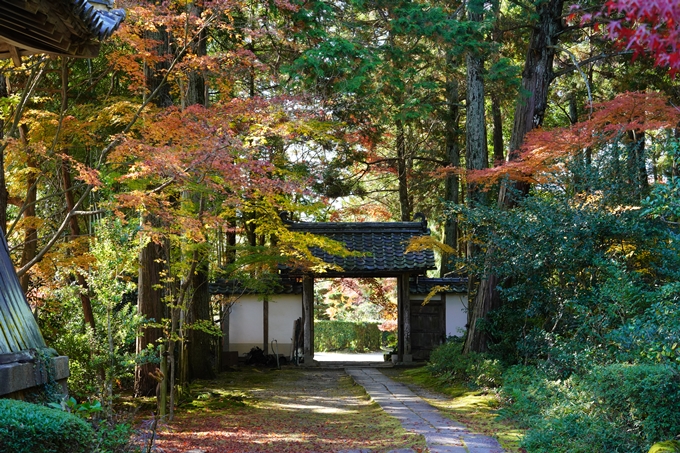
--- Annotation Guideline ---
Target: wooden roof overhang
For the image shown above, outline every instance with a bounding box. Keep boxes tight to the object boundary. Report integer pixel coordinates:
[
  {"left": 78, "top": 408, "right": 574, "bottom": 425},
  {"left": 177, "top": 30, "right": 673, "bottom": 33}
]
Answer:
[
  {"left": 0, "top": 0, "right": 125, "bottom": 64},
  {"left": 283, "top": 216, "right": 437, "bottom": 278}
]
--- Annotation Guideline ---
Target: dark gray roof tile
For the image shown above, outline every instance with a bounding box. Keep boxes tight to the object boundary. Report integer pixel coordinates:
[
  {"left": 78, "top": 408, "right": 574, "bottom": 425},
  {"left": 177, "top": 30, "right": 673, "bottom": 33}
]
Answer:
[
  {"left": 0, "top": 0, "right": 125, "bottom": 61},
  {"left": 285, "top": 218, "right": 437, "bottom": 276},
  {"left": 409, "top": 277, "right": 468, "bottom": 294}
]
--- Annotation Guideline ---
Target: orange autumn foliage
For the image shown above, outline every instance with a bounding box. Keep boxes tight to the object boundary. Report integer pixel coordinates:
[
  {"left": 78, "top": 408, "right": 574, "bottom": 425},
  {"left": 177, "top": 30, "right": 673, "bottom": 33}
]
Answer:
[{"left": 465, "top": 92, "right": 680, "bottom": 187}]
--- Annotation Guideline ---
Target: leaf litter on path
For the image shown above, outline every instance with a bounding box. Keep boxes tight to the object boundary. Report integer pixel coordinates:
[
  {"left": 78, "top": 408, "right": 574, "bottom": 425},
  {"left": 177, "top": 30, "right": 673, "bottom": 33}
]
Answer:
[{"left": 151, "top": 367, "right": 427, "bottom": 453}]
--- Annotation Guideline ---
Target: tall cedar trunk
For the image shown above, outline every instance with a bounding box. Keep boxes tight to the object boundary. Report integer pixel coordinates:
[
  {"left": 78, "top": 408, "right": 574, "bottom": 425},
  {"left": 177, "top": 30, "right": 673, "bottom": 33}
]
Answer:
[
  {"left": 441, "top": 60, "right": 461, "bottom": 277},
  {"left": 135, "top": 237, "right": 165, "bottom": 396},
  {"left": 464, "top": 0, "right": 565, "bottom": 354},
  {"left": 135, "top": 21, "right": 173, "bottom": 396},
  {"left": 491, "top": 93, "right": 504, "bottom": 165},
  {"left": 396, "top": 118, "right": 412, "bottom": 221},
  {"left": 188, "top": 253, "right": 214, "bottom": 379},
  {"left": 490, "top": 4, "right": 505, "bottom": 166},
  {"left": 185, "top": 0, "right": 207, "bottom": 108},
  {"left": 463, "top": 3, "right": 489, "bottom": 344},
  {"left": 18, "top": 125, "right": 37, "bottom": 294},
  {"left": 464, "top": 2, "right": 489, "bottom": 258},
  {"left": 464, "top": 2, "right": 489, "bottom": 205},
  {"left": 185, "top": 3, "right": 214, "bottom": 379}
]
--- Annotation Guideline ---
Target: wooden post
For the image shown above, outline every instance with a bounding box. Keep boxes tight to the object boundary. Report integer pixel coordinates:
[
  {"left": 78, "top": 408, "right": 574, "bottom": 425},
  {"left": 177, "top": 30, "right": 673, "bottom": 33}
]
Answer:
[
  {"left": 221, "top": 299, "right": 230, "bottom": 352},
  {"left": 263, "top": 296, "right": 269, "bottom": 354},
  {"left": 159, "top": 344, "right": 167, "bottom": 419},
  {"left": 401, "top": 274, "right": 412, "bottom": 361},
  {"left": 441, "top": 291, "right": 447, "bottom": 345},
  {"left": 302, "top": 275, "right": 314, "bottom": 363},
  {"left": 397, "top": 276, "right": 404, "bottom": 361}
]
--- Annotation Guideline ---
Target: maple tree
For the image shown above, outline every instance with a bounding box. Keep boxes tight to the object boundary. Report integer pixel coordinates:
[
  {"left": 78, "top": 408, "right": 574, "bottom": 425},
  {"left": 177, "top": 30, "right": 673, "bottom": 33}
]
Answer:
[
  {"left": 3, "top": 0, "right": 680, "bottom": 449},
  {"left": 467, "top": 91, "right": 680, "bottom": 188},
  {"left": 584, "top": 0, "right": 680, "bottom": 75}
]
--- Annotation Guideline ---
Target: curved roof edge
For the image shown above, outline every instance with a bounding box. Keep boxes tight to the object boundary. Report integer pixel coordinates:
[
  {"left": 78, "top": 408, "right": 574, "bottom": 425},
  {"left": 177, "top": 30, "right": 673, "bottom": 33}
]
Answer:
[{"left": 0, "top": 0, "right": 125, "bottom": 62}]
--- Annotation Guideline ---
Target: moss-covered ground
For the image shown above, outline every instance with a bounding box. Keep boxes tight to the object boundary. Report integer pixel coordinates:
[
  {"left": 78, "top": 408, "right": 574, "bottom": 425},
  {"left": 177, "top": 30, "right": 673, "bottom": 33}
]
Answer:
[
  {"left": 147, "top": 366, "right": 427, "bottom": 453},
  {"left": 381, "top": 366, "right": 525, "bottom": 453}
]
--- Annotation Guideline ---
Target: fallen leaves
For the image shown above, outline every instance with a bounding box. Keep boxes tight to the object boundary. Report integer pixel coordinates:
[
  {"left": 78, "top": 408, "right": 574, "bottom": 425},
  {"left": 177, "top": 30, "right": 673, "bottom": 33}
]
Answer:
[{"left": 149, "top": 368, "right": 426, "bottom": 453}]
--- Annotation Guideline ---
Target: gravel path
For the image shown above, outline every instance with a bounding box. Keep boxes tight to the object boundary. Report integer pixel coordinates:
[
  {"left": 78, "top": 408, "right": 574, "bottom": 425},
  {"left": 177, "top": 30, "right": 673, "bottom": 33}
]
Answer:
[{"left": 345, "top": 368, "right": 505, "bottom": 453}]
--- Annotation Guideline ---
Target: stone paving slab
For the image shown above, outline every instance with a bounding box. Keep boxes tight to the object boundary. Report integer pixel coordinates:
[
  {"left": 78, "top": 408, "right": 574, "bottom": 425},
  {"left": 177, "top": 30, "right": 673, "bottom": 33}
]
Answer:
[{"left": 345, "top": 368, "right": 504, "bottom": 453}]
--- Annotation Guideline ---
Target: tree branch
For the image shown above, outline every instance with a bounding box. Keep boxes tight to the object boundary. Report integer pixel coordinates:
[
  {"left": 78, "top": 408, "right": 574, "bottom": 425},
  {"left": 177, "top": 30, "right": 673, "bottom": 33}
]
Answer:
[
  {"left": 16, "top": 189, "right": 90, "bottom": 277},
  {"left": 551, "top": 51, "right": 633, "bottom": 80}
]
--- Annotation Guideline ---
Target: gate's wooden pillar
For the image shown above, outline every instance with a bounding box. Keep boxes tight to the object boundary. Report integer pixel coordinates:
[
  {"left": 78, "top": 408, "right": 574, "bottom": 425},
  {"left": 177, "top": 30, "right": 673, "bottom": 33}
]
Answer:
[
  {"left": 402, "top": 274, "right": 412, "bottom": 359},
  {"left": 263, "top": 296, "right": 269, "bottom": 354},
  {"left": 302, "top": 274, "right": 314, "bottom": 363},
  {"left": 398, "top": 274, "right": 412, "bottom": 362},
  {"left": 397, "top": 275, "right": 403, "bottom": 361}
]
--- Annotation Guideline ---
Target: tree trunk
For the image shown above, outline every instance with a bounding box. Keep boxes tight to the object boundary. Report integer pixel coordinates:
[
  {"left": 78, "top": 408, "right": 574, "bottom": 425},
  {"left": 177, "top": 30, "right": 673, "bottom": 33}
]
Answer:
[
  {"left": 144, "top": 26, "right": 172, "bottom": 108},
  {"left": 187, "top": 252, "right": 215, "bottom": 380},
  {"left": 491, "top": 93, "right": 504, "bottom": 165},
  {"left": 61, "top": 161, "right": 97, "bottom": 331},
  {"left": 464, "top": 0, "right": 565, "bottom": 354},
  {"left": 135, "top": 236, "right": 165, "bottom": 396},
  {"left": 185, "top": 0, "right": 207, "bottom": 108},
  {"left": 464, "top": 2, "right": 489, "bottom": 269},
  {"left": 441, "top": 62, "right": 461, "bottom": 277},
  {"left": 465, "top": 0, "right": 489, "bottom": 208},
  {"left": 627, "top": 130, "right": 648, "bottom": 198},
  {"left": 135, "top": 18, "right": 173, "bottom": 395},
  {"left": 396, "top": 118, "right": 412, "bottom": 221}
]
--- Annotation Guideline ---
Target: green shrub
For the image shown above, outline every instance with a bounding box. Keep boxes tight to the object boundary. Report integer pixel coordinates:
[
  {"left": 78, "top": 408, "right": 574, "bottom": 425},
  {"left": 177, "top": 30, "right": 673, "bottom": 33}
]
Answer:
[
  {"left": 501, "top": 363, "right": 680, "bottom": 453},
  {"left": 586, "top": 364, "right": 680, "bottom": 446},
  {"left": 92, "top": 419, "right": 136, "bottom": 453},
  {"left": 314, "top": 320, "right": 381, "bottom": 351},
  {"left": 427, "top": 338, "right": 504, "bottom": 388},
  {"left": 0, "top": 398, "right": 94, "bottom": 453},
  {"left": 498, "top": 365, "right": 556, "bottom": 422}
]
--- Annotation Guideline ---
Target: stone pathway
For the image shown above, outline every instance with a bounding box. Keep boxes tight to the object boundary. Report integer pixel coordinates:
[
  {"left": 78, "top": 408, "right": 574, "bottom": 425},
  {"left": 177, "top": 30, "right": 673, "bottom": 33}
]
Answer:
[{"left": 344, "top": 368, "right": 504, "bottom": 453}]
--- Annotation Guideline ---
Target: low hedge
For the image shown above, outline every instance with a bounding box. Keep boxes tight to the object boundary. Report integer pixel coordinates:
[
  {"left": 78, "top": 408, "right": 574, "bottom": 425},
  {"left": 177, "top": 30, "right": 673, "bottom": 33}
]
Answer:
[
  {"left": 0, "top": 398, "right": 94, "bottom": 453},
  {"left": 315, "top": 320, "right": 381, "bottom": 352}
]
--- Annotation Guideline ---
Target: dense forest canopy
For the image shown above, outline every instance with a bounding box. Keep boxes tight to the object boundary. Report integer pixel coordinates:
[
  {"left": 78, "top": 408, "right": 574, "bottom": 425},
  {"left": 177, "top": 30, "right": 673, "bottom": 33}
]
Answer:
[{"left": 1, "top": 0, "right": 679, "bottom": 450}]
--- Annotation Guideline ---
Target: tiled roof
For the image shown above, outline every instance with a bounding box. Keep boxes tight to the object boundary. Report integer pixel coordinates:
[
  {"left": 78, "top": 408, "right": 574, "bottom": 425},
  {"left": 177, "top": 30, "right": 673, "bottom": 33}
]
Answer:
[
  {"left": 210, "top": 277, "right": 303, "bottom": 296},
  {"left": 285, "top": 218, "right": 436, "bottom": 277},
  {"left": 0, "top": 231, "right": 46, "bottom": 355},
  {"left": 0, "top": 0, "right": 125, "bottom": 62},
  {"left": 409, "top": 277, "right": 468, "bottom": 295}
]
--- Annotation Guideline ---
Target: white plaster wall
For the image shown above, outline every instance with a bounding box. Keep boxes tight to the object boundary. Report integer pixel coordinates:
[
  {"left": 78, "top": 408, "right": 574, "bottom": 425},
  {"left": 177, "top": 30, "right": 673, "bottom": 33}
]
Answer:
[
  {"left": 446, "top": 294, "right": 468, "bottom": 338},
  {"left": 268, "top": 295, "right": 300, "bottom": 346},
  {"left": 229, "top": 294, "right": 302, "bottom": 356}
]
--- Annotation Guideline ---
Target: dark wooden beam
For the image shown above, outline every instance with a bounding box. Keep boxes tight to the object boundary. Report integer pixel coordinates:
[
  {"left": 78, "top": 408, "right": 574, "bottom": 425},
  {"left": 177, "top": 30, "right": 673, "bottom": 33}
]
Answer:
[
  {"left": 302, "top": 275, "right": 314, "bottom": 364},
  {"left": 8, "top": 45, "right": 20, "bottom": 67},
  {"left": 400, "top": 274, "right": 412, "bottom": 361},
  {"left": 263, "top": 296, "right": 269, "bottom": 354}
]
